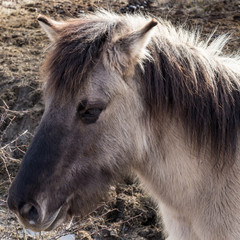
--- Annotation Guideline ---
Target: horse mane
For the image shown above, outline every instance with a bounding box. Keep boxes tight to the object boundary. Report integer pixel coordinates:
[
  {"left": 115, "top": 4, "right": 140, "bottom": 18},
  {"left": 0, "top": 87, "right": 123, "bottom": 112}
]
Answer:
[
  {"left": 43, "top": 11, "right": 240, "bottom": 167},
  {"left": 142, "top": 19, "right": 240, "bottom": 166}
]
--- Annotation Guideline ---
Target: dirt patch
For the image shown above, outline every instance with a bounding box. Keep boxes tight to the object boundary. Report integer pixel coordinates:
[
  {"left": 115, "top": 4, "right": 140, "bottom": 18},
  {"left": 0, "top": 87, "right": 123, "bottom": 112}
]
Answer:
[{"left": 1, "top": 0, "right": 240, "bottom": 239}]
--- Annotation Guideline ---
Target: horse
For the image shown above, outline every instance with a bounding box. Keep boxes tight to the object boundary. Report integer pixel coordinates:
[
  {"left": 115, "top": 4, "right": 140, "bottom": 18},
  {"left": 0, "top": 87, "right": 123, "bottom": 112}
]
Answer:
[{"left": 7, "top": 10, "right": 240, "bottom": 239}]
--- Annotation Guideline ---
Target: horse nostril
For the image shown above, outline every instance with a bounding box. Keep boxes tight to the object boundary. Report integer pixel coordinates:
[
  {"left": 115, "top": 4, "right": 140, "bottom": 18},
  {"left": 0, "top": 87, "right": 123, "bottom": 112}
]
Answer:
[{"left": 19, "top": 203, "right": 40, "bottom": 224}]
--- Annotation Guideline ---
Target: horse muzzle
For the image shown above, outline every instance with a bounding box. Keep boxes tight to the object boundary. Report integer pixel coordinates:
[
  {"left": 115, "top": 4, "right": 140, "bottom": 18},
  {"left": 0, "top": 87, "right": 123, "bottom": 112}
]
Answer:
[{"left": 7, "top": 196, "right": 71, "bottom": 232}]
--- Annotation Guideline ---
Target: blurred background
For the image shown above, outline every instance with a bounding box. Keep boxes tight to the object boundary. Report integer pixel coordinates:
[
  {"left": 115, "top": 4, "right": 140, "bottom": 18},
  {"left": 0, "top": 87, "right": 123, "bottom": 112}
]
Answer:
[{"left": 1, "top": 0, "right": 240, "bottom": 239}]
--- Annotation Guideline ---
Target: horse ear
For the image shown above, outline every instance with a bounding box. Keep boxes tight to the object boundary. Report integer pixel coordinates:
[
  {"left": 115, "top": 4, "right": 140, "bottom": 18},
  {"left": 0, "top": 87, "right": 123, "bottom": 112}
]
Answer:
[
  {"left": 37, "top": 15, "right": 65, "bottom": 41},
  {"left": 121, "top": 19, "right": 157, "bottom": 59},
  {"left": 110, "top": 19, "right": 157, "bottom": 74}
]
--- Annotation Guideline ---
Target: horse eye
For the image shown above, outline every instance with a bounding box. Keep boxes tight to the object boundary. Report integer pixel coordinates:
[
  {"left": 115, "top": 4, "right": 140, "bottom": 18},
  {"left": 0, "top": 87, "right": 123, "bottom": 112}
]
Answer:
[{"left": 77, "top": 104, "right": 103, "bottom": 124}]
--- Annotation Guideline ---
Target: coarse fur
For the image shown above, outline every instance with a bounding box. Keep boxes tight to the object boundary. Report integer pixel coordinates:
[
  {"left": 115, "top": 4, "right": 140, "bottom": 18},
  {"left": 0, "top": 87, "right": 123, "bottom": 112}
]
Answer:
[{"left": 8, "top": 11, "right": 240, "bottom": 240}]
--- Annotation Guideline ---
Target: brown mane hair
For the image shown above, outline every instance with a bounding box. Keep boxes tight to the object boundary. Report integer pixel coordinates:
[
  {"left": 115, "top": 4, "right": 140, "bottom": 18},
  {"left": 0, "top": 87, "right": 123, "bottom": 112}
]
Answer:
[
  {"left": 142, "top": 40, "right": 240, "bottom": 166},
  {"left": 42, "top": 11, "right": 240, "bottom": 166}
]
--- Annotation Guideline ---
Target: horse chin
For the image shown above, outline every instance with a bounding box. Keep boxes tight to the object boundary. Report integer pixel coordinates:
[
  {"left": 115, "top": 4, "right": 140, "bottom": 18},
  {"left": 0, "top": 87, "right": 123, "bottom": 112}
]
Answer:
[
  {"left": 45, "top": 196, "right": 83, "bottom": 230},
  {"left": 43, "top": 203, "right": 71, "bottom": 231},
  {"left": 42, "top": 194, "right": 77, "bottom": 231}
]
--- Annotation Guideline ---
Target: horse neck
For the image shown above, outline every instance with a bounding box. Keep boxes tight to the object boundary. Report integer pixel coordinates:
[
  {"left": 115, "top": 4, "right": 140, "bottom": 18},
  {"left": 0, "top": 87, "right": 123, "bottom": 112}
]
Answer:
[{"left": 134, "top": 114, "right": 229, "bottom": 210}]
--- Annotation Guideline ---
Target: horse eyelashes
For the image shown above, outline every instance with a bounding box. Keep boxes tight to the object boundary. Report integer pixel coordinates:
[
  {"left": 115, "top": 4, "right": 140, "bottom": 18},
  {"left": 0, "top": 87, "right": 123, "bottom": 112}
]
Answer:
[
  {"left": 84, "top": 108, "right": 102, "bottom": 117},
  {"left": 77, "top": 102, "right": 86, "bottom": 114}
]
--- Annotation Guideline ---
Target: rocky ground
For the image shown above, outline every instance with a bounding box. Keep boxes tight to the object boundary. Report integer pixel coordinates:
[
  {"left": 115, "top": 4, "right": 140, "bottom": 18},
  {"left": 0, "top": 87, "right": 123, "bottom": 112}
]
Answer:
[{"left": 0, "top": 0, "right": 240, "bottom": 239}]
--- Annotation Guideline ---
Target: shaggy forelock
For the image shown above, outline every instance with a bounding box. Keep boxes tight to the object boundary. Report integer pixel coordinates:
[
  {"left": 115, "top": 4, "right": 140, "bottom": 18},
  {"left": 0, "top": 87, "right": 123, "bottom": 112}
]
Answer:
[{"left": 43, "top": 18, "right": 114, "bottom": 99}]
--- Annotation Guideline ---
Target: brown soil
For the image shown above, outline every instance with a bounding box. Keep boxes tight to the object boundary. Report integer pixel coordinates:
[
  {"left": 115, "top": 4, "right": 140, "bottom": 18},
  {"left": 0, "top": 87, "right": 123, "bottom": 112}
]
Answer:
[{"left": 1, "top": 0, "right": 240, "bottom": 239}]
